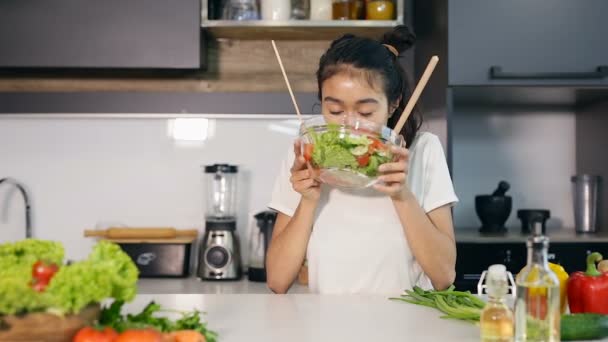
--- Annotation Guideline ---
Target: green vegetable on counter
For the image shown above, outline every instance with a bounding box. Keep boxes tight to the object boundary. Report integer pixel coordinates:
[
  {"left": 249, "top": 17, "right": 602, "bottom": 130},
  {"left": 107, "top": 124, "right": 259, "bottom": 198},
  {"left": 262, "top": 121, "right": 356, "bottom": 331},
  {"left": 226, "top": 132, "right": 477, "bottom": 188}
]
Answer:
[
  {"left": 390, "top": 285, "right": 486, "bottom": 323},
  {"left": 561, "top": 313, "right": 608, "bottom": 341},
  {"left": 393, "top": 286, "right": 608, "bottom": 341},
  {"left": 0, "top": 239, "right": 138, "bottom": 315},
  {"left": 98, "top": 300, "right": 218, "bottom": 342}
]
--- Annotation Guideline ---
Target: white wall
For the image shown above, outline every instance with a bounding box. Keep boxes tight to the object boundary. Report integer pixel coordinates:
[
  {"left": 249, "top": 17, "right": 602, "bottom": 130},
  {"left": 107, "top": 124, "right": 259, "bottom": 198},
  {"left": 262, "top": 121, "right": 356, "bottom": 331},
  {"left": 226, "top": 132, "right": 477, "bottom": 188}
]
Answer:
[
  {"left": 452, "top": 108, "right": 576, "bottom": 231},
  {"left": 0, "top": 116, "right": 446, "bottom": 262}
]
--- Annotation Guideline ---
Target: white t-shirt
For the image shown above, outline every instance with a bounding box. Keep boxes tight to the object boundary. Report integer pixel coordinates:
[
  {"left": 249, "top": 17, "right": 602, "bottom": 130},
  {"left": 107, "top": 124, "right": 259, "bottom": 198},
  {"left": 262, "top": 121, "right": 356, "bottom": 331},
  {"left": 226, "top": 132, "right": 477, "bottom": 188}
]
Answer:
[{"left": 268, "top": 132, "right": 459, "bottom": 295}]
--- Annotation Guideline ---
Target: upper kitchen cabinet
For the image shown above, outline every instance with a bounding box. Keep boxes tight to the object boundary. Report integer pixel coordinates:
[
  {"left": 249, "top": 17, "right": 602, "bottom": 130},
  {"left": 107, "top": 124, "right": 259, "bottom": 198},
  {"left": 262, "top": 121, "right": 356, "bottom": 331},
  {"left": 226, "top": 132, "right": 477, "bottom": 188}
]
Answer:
[
  {"left": 0, "top": 0, "right": 202, "bottom": 70},
  {"left": 448, "top": 0, "right": 608, "bottom": 86}
]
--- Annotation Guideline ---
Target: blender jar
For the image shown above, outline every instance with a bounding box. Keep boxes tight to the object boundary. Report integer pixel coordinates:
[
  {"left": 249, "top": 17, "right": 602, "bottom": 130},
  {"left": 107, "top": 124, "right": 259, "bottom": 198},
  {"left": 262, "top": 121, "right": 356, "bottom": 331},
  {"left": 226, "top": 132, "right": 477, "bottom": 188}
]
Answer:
[{"left": 204, "top": 164, "right": 238, "bottom": 221}]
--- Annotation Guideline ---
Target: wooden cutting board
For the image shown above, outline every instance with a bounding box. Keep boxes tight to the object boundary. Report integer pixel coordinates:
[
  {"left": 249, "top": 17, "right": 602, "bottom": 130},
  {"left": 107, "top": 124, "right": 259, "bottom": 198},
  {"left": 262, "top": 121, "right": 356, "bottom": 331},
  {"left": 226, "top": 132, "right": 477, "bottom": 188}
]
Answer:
[
  {"left": 84, "top": 227, "right": 198, "bottom": 240},
  {"left": 0, "top": 305, "right": 100, "bottom": 342},
  {"left": 106, "top": 237, "right": 196, "bottom": 244}
]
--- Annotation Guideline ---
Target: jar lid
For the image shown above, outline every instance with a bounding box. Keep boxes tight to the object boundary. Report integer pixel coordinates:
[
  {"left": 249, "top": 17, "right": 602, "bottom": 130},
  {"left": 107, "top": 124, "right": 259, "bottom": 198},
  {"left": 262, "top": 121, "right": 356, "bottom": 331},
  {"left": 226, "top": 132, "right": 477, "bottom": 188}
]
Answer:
[
  {"left": 204, "top": 164, "right": 238, "bottom": 173},
  {"left": 571, "top": 174, "right": 601, "bottom": 182},
  {"left": 487, "top": 264, "right": 507, "bottom": 281}
]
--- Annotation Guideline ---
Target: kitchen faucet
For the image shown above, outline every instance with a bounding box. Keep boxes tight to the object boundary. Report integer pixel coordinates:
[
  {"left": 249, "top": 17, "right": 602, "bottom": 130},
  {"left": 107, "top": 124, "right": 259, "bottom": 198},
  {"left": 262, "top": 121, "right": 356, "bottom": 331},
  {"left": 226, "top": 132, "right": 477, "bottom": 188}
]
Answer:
[{"left": 0, "top": 177, "right": 32, "bottom": 238}]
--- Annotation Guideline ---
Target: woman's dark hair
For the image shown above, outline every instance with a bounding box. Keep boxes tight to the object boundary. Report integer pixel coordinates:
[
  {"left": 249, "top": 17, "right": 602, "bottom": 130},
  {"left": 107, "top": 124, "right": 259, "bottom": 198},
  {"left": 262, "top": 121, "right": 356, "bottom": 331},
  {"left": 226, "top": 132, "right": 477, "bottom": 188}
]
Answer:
[{"left": 316, "top": 25, "right": 422, "bottom": 148}]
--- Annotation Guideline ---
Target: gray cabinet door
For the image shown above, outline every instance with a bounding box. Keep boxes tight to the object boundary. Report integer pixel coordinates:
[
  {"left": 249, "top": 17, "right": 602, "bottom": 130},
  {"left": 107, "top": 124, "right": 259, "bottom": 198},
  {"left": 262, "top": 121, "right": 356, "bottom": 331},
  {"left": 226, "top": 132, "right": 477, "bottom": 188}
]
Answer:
[
  {"left": 449, "top": 0, "right": 608, "bottom": 86},
  {"left": 0, "top": 0, "right": 200, "bottom": 69}
]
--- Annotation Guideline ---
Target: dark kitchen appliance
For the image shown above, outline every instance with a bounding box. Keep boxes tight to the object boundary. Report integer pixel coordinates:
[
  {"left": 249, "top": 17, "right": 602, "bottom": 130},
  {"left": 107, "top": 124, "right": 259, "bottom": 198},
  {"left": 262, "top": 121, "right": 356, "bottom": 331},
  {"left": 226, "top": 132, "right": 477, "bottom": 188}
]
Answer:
[
  {"left": 476, "top": 181, "right": 512, "bottom": 233},
  {"left": 197, "top": 164, "right": 242, "bottom": 281},
  {"left": 115, "top": 238, "right": 195, "bottom": 278},
  {"left": 83, "top": 227, "right": 198, "bottom": 277},
  {"left": 455, "top": 239, "right": 608, "bottom": 293},
  {"left": 247, "top": 210, "right": 277, "bottom": 282},
  {"left": 517, "top": 209, "right": 551, "bottom": 235}
]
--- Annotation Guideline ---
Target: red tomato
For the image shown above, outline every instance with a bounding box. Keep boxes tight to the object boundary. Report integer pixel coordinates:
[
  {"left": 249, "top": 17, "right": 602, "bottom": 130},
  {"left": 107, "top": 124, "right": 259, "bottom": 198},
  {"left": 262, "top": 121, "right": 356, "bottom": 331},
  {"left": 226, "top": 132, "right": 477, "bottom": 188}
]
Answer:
[
  {"left": 31, "top": 279, "right": 49, "bottom": 292},
  {"left": 303, "top": 144, "right": 314, "bottom": 162},
  {"left": 356, "top": 154, "right": 370, "bottom": 167},
  {"left": 114, "top": 329, "right": 163, "bottom": 342},
  {"left": 73, "top": 326, "right": 118, "bottom": 342},
  {"left": 32, "top": 260, "right": 59, "bottom": 283},
  {"left": 168, "top": 330, "right": 207, "bottom": 342},
  {"left": 367, "top": 138, "right": 386, "bottom": 154}
]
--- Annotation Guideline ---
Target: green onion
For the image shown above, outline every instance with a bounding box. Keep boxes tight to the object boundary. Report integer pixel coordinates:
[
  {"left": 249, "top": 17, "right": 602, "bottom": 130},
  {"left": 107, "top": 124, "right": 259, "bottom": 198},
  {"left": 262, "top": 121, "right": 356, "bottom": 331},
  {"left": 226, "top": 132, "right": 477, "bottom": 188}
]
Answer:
[{"left": 390, "top": 286, "right": 485, "bottom": 323}]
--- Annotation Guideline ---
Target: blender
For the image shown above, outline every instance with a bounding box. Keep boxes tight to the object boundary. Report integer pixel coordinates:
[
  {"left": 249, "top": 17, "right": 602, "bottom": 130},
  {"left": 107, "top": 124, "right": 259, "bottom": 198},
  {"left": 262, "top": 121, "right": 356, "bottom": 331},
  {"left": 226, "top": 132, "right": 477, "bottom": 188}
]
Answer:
[
  {"left": 197, "top": 164, "right": 242, "bottom": 280},
  {"left": 247, "top": 210, "right": 277, "bottom": 282}
]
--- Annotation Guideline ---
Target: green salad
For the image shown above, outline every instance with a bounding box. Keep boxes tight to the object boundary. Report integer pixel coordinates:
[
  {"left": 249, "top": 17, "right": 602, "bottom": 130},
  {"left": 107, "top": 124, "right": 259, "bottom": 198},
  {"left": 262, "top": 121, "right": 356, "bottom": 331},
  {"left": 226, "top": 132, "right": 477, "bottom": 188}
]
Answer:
[
  {"left": 0, "top": 239, "right": 138, "bottom": 315},
  {"left": 304, "top": 123, "right": 392, "bottom": 177}
]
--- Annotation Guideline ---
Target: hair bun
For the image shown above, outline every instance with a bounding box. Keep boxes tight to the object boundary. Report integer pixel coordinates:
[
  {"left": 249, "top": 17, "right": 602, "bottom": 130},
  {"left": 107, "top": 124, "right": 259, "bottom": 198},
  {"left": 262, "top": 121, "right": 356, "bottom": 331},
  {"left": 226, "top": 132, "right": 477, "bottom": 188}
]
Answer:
[
  {"left": 330, "top": 34, "right": 356, "bottom": 48},
  {"left": 381, "top": 25, "right": 416, "bottom": 54}
]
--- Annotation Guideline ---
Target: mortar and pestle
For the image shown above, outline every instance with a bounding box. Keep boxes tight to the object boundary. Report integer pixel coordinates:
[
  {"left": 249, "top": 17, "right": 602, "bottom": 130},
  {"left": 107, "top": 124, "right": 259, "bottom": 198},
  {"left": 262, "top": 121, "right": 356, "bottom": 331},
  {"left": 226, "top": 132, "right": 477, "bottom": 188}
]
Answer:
[{"left": 475, "top": 181, "right": 512, "bottom": 234}]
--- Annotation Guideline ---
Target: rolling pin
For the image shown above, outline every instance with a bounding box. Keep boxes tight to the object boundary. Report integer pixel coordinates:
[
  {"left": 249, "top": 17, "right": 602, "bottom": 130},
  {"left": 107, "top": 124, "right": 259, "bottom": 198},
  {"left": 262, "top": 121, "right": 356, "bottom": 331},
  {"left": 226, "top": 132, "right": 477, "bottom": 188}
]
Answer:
[{"left": 84, "top": 227, "right": 198, "bottom": 239}]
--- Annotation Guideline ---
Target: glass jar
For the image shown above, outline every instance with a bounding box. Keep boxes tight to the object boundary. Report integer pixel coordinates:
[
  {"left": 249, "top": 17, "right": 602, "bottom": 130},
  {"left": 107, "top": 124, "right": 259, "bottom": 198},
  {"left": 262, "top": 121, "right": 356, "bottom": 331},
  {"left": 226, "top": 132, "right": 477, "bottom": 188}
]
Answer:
[
  {"left": 480, "top": 264, "right": 514, "bottom": 342},
  {"left": 310, "top": 0, "right": 332, "bottom": 20},
  {"left": 349, "top": 0, "right": 364, "bottom": 19},
  {"left": 222, "top": 0, "right": 260, "bottom": 20},
  {"left": 365, "top": 0, "right": 394, "bottom": 20},
  {"left": 332, "top": 0, "right": 351, "bottom": 20},
  {"left": 291, "top": 0, "right": 310, "bottom": 19},
  {"left": 262, "top": 0, "right": 291, "bottom": 20}
]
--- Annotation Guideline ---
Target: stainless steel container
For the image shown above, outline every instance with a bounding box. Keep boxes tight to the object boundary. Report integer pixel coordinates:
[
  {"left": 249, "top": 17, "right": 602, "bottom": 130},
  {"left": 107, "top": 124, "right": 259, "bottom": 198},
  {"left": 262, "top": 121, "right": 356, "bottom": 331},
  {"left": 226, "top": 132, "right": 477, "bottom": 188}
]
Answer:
[{"left": 571, "top": 175, "right": 601, "bottom": 233}]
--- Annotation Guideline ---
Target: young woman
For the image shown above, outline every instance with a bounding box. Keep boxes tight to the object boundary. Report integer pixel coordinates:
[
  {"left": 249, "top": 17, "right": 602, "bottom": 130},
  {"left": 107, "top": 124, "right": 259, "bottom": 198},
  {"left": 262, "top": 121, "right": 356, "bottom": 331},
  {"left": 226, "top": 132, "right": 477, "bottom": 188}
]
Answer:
[{"left": 266, "top": 26, "right": 458, "bottom": 295}]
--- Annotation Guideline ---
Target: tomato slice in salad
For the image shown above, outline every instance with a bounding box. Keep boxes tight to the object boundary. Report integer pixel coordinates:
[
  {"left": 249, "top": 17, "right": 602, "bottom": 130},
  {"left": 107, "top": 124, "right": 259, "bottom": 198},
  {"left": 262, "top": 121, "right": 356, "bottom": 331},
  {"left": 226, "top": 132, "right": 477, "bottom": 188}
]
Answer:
[
  {"left": 367, "top": 138, "right": 387, "bottom": 154},
  {"left": 303, "top": 143, "right": 314, "bottom": 162},
  {"left": 32, "top": 260, "right": 59, "bottom": 283},
  {"left": 356, "top": 154, "right": 370, "bottom": 167}
]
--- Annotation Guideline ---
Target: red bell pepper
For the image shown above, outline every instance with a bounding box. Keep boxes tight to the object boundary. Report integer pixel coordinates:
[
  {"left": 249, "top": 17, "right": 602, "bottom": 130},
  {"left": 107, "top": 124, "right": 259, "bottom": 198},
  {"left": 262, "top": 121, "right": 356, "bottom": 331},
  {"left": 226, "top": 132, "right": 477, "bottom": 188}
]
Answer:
[{"left": 567, "top": 252, "right": 608, "bottom": 314}]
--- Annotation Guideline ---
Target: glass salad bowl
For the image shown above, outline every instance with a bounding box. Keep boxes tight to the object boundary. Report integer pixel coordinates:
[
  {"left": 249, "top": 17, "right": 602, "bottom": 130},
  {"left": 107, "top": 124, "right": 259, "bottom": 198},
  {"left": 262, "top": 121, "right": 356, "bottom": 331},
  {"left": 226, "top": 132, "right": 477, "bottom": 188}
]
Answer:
[{"left": 299, "top": 115, "right": 405, "bottom": 189}]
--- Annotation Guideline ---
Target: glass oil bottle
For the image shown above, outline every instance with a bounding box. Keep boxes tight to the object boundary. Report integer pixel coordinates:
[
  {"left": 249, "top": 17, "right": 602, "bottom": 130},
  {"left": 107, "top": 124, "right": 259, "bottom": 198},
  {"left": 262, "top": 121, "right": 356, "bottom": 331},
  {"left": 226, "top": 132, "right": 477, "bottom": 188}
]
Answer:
[
  {"left": 514, "top": 222, "right": 561, "bottom": 342},
  {"left": 480, "top": 264, "right": 514, "bottom": 342}
]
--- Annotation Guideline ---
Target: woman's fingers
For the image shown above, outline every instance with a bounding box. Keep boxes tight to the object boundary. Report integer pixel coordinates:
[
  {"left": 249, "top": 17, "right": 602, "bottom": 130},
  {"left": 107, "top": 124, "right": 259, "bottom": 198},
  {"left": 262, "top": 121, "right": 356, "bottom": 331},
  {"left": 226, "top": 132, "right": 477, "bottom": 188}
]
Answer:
[
  {"left": 290, "top": 169, "right": 313, "bottom": 183},
  {"left": 392, "top": 146, "right": 409, "bottom": 161},
  {"left": 293, "top": 178, "right": 318, "bottom": 193},
  {"left": 378, "top": 161, "right": 407, "bottom": 173},
  {"left": 373, "top": 182, "right": 402, "bottom": 195},
  {"left": 378, "top": 172, "right": 406, "bottom": 184},
  {"left": 291, "top": 140, "right": 307, "bottom": 171}
]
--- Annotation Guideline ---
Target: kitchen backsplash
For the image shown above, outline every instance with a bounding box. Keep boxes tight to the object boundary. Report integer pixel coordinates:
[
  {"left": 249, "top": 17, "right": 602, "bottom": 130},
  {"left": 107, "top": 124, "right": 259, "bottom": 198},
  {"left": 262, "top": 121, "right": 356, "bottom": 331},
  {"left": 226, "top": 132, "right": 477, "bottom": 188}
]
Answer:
[
  {"left": 0, "top": 116, "right": 445, "bottom": 261},
  {"left": 452, "top": 108, "right": 576, "bottom": 231}
]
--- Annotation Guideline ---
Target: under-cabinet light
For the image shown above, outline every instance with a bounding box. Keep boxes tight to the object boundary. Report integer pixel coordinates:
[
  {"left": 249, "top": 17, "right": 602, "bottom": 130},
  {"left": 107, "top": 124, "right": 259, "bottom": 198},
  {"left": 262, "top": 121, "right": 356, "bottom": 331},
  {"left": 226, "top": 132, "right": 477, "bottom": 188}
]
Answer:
[{"left": 168, "top": 118, "right": 211, "bottom": 142}]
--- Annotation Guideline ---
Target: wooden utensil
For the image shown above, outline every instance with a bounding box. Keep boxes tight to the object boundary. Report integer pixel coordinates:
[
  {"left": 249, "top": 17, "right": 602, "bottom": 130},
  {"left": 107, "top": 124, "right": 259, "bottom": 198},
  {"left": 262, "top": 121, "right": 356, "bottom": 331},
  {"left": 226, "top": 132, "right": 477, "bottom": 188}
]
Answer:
[
  {"left": 394, "top": 55, "right": 439, "bottom": 133},
  {"left": 0, "top": 304, "right": 99, "bottom": 342},
  {"left": 84, "top": 227, "right": 198, "bottom": 239},
  {"left": 271, "top": 40, "right": 303, "bottom": 122}
]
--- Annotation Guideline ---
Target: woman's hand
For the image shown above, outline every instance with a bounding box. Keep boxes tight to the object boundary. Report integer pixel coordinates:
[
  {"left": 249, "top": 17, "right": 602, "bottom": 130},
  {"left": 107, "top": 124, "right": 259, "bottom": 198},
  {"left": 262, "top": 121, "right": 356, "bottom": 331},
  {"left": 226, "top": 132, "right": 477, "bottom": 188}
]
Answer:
[
  {"left": 291, "top": 140, "right": 321, "bottom": 202},
  {"left": 374, "top": 146, "right": 411, "bottom": 200}
]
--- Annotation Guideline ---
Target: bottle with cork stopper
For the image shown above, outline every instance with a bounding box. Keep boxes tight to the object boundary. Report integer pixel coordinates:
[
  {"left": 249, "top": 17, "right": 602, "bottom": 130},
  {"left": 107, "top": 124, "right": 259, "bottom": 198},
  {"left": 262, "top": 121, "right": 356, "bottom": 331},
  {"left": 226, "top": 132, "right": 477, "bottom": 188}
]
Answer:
[{"left": 480, "top": 264, "right": 514, "bottom": 342}]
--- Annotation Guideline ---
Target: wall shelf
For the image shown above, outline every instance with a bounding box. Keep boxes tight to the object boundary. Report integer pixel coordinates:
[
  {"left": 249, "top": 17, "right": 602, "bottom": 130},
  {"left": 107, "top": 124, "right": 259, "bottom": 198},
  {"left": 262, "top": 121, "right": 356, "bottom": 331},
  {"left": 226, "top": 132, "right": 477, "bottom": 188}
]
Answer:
[
  {"left": 201, "top": 0, "right": 404, "bottom": 40},
  {"left": 203, "top": 20, "right": 402, "bottom": 40}
]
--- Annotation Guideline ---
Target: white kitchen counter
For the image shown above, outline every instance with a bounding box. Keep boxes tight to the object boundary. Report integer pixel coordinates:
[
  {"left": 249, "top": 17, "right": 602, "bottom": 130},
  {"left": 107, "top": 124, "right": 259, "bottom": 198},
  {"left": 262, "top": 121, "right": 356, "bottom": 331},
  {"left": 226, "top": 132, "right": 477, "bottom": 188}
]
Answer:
[
  {"left": 137, "top": 277, "right": 309, "bottom": 294},
  {"left": 125, "top": 294, "right": 480, "bottom": 342},
  {"left": 120, "top": 293, "right": 608, "bottom": 341}
]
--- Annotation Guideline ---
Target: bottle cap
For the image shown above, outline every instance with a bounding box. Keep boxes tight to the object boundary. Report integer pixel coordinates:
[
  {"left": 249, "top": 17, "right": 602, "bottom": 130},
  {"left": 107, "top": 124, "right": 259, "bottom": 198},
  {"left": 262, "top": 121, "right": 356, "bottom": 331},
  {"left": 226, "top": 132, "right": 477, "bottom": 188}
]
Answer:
[{"left": 487, "top": 264, "right": 507, "bottom": 281}]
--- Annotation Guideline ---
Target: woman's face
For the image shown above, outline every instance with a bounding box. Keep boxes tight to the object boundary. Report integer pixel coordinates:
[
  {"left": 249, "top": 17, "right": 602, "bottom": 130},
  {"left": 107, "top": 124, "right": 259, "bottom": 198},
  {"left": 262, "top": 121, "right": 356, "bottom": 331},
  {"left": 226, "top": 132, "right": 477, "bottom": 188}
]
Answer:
[{"left": 320, "top": 71, "right": 395, "bottom": 125}]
